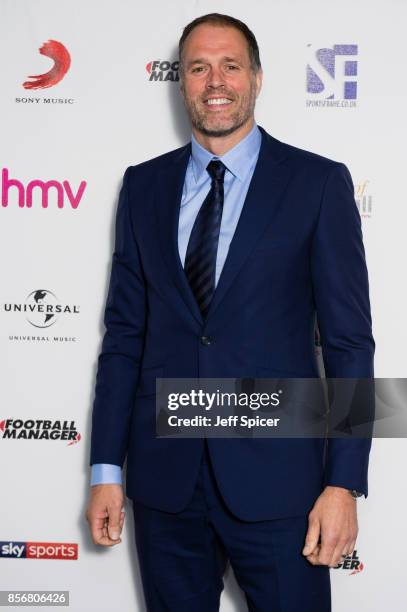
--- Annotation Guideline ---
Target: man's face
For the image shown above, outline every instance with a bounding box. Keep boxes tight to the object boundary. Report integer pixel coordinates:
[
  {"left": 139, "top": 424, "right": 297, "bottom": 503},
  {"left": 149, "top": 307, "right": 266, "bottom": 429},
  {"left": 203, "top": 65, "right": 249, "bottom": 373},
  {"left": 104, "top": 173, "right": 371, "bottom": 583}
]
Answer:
[{"left": 180, "top": 24, "right": 262, "bottom": 137}]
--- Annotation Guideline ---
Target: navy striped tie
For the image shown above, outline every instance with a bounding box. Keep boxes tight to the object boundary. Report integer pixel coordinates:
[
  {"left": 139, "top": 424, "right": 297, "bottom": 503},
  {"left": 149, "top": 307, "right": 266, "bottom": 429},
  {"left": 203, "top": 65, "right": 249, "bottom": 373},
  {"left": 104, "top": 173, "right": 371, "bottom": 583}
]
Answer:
[{"left": 184, "top": 159, "right": 226, "bottom": 318}]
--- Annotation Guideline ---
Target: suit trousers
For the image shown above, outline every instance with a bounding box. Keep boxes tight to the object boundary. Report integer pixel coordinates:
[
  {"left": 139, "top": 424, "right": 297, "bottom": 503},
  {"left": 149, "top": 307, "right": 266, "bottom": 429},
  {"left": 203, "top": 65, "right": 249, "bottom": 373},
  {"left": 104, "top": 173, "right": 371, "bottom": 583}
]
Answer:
[{"left": 132, "top": 439, "right": 331, "bottom": 612}]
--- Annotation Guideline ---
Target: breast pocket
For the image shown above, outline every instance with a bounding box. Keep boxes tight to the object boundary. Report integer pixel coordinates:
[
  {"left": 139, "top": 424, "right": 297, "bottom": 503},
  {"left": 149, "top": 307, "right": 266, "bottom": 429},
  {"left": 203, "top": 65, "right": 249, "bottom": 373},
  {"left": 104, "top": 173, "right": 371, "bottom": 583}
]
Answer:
[{"left": 135, "top": 365, "right": 164, "bottom": 398}]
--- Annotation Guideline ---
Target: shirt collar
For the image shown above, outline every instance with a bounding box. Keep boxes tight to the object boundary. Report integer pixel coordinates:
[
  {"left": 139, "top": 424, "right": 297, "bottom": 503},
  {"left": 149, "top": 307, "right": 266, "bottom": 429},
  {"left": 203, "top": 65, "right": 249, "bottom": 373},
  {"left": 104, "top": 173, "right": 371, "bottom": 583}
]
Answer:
[{"left": 190, "top": 122, "right": 261, "bottom": 183}]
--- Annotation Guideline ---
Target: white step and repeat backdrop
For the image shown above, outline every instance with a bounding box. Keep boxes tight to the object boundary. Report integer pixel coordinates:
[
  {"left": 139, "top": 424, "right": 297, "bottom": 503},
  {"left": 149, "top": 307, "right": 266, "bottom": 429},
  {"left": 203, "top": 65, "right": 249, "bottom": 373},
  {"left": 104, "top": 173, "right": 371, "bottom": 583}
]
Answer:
[{"left": 1, "top": 0, "right": 406, "bottom": 610}]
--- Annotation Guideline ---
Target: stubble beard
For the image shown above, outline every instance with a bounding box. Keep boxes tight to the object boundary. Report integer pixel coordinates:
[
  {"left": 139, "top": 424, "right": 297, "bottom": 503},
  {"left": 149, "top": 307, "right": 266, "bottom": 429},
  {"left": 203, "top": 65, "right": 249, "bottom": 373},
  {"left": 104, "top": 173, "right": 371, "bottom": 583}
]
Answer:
[{"left": 182, "top": 81, "right": 257, "bottom": 138}]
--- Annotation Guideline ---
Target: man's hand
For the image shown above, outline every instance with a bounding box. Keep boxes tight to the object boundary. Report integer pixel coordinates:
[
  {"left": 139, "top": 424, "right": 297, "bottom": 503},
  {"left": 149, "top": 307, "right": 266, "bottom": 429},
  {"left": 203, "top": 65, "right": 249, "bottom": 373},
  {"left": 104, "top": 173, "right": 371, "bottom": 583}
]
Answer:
[
  {"left": 86, "top": 484, "right": 125, "bottom": 547},
  {"left": 302, "top": 486, "right": 358, "bottom": 567}
]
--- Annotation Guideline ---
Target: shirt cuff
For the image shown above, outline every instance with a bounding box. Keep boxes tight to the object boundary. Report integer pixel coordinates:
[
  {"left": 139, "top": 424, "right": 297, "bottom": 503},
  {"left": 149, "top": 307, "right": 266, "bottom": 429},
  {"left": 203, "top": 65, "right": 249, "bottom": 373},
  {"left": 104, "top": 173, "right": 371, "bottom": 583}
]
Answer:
[{"left": 90, "top": 463, "right": 122, "bottom": 486}]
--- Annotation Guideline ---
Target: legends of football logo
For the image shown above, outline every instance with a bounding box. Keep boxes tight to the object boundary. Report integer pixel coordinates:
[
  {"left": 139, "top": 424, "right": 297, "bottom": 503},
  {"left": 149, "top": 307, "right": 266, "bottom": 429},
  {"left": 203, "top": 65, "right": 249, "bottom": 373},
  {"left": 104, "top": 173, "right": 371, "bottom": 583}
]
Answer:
[
  {"left": 306, "top": 44, "right": 358, "bottom": 107},
  {"left": 355, "top": 180, "right": 373, "bottom": 218}
]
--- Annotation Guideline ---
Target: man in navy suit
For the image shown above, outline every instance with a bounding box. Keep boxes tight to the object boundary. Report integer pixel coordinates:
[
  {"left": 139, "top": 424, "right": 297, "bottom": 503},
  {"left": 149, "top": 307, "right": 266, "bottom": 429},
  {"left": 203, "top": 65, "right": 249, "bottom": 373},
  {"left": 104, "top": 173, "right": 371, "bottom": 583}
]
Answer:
[{"left": 86, "top": 13, "right": 374, "bottom": 612}]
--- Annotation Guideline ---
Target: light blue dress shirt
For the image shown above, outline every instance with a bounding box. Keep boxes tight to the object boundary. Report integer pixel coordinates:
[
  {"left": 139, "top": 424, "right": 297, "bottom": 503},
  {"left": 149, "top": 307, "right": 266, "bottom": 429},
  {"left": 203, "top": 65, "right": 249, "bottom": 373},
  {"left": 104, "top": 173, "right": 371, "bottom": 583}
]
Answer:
[{"left": 91, "top": 122, "right": 262, "bottom": 486}]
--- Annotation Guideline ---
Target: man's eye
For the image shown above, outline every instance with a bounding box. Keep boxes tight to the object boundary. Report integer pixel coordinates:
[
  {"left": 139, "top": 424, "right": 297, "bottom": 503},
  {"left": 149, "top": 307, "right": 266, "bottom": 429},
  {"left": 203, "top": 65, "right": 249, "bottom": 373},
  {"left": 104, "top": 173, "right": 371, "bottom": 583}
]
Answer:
[
  {"left": 192, "top": 67, "right": 204, "bottom": 73},
  {"left": 226, "top": 65, "right": 238, "bottom": 70}
]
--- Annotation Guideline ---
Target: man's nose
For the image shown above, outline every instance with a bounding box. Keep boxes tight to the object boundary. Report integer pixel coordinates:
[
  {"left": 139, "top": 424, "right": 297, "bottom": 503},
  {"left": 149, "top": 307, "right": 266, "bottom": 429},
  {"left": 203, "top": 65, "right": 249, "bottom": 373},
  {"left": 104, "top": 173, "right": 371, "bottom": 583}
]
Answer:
[{"left": 205, "top": 66, "right": 226, "bottom": 89}]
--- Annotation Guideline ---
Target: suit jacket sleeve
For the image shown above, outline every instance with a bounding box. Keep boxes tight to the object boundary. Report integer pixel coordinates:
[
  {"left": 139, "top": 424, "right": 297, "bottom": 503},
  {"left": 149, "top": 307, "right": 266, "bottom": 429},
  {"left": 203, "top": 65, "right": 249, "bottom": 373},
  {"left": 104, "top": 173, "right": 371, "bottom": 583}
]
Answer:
[
  {"left": 310, "top": 162, "right": 375, "bottom": 496},
  {"left": 90, "top": 166, "right": 146, "bottom": 467}
]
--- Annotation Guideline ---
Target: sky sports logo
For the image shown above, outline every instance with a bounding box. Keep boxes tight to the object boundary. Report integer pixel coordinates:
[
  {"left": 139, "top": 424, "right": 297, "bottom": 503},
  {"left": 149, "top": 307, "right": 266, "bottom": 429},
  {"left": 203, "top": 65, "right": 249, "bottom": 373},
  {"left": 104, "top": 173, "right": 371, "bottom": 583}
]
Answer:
[{"left": 0, "top": 541, "right": 78, "bottom": 560}]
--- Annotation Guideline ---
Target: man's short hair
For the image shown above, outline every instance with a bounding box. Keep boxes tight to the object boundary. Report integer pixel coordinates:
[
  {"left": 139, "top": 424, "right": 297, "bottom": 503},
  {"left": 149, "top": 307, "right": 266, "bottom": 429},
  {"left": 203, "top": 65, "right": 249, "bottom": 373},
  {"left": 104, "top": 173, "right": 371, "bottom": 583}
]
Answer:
[{"left": 178, "top": 13, "right": 262, "bottom": 77}]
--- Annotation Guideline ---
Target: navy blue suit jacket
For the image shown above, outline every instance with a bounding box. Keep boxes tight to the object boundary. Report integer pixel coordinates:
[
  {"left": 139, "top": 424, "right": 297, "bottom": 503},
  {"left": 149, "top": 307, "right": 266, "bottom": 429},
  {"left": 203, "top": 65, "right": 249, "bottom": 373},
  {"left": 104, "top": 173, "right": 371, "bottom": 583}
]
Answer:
[{"left": 90, "top": 124, "right": 375, "bottom": 521}]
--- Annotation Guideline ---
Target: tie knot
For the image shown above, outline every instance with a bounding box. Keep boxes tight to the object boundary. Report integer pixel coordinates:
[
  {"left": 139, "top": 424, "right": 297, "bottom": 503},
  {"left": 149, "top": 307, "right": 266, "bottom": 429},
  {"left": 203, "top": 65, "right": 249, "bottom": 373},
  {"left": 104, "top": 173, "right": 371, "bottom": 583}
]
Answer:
[{"left": 206, "top": 159, "right": 226, "bottom": 183}]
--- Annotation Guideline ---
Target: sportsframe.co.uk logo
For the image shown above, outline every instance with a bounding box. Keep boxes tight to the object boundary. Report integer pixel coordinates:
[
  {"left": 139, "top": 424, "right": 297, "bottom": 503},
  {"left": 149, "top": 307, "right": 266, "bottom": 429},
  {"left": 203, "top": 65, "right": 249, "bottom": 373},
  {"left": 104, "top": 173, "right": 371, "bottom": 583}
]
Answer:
[{"left": 306, "top": 44, "right": 358, "bottom": 108}]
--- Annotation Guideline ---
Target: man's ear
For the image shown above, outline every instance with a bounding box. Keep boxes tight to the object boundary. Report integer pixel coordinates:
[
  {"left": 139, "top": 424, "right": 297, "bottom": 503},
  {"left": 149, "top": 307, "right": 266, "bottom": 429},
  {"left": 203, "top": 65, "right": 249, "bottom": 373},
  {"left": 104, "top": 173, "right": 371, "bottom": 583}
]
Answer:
[{"left": 255, "top": 68, "right": 263, "bottom": 97}]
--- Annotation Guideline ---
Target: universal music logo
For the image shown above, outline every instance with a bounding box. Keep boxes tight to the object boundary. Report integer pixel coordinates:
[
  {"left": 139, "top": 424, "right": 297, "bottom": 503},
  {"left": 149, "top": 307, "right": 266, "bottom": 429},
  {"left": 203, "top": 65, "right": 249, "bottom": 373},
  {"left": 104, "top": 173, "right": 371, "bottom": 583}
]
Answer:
[{"left": 3, "top": 289, "right": 80, "bottom": 343}]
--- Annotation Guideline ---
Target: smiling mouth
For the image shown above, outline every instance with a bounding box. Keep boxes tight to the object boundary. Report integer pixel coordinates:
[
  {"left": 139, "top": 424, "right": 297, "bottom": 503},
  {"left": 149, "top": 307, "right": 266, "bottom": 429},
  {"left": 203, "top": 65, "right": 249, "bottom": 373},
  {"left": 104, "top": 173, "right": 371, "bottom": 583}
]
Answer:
[{"left": 204, "top": 97, "right": 233, "bottom": 106}]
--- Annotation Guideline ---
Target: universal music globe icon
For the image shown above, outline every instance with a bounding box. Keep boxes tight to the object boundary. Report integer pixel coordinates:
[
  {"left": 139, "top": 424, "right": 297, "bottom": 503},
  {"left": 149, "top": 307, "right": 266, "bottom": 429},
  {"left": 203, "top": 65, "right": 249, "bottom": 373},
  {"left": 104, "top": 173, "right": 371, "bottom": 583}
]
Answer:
[{"left": 25, "top": 289, "right": 60, "bottom": 328}]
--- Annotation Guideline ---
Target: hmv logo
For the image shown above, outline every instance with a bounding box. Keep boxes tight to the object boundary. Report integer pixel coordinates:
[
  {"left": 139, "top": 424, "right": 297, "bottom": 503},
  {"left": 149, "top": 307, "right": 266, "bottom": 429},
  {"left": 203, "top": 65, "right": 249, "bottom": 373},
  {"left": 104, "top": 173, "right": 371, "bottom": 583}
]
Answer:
[{"left": 1, "top": 168, "right": 86, "bottom": 209}]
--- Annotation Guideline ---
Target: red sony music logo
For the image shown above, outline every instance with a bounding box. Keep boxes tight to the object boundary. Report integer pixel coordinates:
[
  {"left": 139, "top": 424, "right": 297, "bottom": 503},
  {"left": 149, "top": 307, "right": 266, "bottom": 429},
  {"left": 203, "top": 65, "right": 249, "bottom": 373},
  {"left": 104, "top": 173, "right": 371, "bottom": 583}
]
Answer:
[
  {"left": 23, "top": 40, "right": 71, "bottom": 90},
  {"left": 26, "top": 542, "right": 78, "bottom": 560}
]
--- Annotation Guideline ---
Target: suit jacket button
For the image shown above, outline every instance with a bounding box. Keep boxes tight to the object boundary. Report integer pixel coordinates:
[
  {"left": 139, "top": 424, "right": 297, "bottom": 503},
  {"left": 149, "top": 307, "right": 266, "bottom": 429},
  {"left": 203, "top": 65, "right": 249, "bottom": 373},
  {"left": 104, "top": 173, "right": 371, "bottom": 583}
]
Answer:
[{"left": 200, "top": 335, "right": 212, "bottom": 346}]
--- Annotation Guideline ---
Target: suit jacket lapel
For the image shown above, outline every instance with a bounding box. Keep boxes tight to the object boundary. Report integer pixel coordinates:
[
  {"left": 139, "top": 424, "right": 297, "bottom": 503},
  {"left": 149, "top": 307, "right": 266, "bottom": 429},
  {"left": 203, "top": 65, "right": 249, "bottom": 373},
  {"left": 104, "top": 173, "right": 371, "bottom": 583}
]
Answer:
[
  {"left": 205, "top": 126, "right": 291, "bottom": 321},
  {"left": 154, "top": 142, "right": 204, "bottom": 326},
  {"left": 154, "top": 125, "right": 291, "bottom": 326}
]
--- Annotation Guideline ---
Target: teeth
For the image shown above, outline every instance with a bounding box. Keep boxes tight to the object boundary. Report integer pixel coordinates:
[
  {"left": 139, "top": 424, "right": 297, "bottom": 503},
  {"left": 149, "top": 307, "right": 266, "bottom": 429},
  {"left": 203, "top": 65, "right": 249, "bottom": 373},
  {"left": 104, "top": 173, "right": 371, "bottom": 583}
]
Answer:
[{"left": 206, "top": 98, "right": 232, "bottom": 105}]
